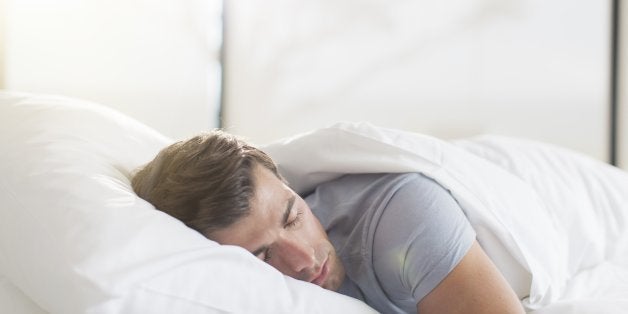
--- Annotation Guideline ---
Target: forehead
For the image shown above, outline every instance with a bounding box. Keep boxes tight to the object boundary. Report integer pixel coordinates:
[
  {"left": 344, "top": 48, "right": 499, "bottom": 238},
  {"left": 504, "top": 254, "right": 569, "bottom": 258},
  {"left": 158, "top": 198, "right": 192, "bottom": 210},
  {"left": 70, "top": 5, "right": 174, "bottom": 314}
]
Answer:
[{"left": 209, "top": 164, "right": 291, "bottom": 249}]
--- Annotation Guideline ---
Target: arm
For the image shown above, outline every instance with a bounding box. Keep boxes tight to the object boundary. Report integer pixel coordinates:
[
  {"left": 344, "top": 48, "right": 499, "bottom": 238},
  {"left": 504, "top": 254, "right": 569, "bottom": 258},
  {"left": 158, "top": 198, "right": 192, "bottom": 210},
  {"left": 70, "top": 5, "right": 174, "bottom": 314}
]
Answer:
[{"left": 417, "top": 241, "right": 525, "bottom": 314}]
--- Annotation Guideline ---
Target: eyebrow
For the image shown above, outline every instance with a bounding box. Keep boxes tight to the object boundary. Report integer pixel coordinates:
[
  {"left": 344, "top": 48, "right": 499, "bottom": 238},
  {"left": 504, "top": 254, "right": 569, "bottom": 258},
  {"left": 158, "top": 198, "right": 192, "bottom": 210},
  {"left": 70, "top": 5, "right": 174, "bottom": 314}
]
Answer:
[{"left": 251, "top": 195, "right": 296, "bottom": 257}]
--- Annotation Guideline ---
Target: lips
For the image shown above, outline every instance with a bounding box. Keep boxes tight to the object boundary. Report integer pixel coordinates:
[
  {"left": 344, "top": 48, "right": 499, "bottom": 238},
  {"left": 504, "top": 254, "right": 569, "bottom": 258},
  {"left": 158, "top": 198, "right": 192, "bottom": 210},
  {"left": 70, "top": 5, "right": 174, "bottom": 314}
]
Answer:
[{"left": 310, "top": 255, "right": 330, "bottom": 286}]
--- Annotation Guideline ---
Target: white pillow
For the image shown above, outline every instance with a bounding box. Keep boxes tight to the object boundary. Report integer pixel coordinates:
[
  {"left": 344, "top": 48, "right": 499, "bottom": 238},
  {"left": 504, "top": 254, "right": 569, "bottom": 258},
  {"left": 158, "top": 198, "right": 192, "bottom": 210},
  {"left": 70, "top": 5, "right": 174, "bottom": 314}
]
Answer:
[
  {"left": 0, "top": 92, "right": 376, "bottom": 314},
  {"left": 0, "top": 276, "right": 47, "bottom": 314}
]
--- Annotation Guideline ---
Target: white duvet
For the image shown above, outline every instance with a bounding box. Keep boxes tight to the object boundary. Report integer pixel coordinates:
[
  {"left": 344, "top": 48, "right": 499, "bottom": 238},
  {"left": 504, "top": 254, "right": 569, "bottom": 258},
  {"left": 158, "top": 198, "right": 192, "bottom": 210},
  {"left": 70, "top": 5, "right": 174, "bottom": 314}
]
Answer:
[
  {"left": 2, "top": 92, "right": 627, "bottom": 313},
  {"left": 262, "top": 122, "right": 628, "bottom": 313}
]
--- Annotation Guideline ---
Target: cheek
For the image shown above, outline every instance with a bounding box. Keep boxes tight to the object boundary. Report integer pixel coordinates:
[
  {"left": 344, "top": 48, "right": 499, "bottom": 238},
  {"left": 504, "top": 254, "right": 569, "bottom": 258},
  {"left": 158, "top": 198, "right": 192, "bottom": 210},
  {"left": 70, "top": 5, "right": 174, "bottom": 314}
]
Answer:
[
  {"left": 296, "top": 197, "right": 330, "bottom": 241},
  {"left": 303, "top": 208, "right": 329, "bottom": 242}
]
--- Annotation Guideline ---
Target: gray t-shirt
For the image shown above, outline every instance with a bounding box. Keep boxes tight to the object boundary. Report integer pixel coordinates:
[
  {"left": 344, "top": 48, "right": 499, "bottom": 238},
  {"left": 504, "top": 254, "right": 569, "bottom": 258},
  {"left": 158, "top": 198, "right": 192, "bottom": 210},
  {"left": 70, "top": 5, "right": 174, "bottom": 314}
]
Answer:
[{"left": 304, "top": 173, "right": 476, "bottom": 313}]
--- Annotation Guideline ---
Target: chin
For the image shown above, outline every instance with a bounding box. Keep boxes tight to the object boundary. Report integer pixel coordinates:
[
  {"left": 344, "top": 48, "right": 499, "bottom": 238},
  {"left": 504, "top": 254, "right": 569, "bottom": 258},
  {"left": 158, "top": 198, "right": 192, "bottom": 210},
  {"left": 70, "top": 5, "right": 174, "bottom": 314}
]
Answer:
[
  {"left": 324, "top": 258, "right": 346, "bottom": 291},
  {"left": 324, "top": 278, "right": 342, "bottom": 291}
]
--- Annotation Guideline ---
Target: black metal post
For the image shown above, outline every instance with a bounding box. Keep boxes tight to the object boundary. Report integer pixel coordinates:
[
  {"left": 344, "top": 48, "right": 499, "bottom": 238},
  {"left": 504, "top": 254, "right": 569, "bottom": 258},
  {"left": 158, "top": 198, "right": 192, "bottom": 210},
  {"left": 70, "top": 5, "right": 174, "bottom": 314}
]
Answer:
[{"left": 610, "top": 0, "right": 621, "bottom": 165}]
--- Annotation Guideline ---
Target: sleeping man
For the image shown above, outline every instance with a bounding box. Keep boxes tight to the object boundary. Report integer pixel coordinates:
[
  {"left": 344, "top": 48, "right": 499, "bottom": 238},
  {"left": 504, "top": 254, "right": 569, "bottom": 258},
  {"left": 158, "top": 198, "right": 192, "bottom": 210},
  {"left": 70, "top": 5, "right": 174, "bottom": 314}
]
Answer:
[{"left": 131, "top": 130, "right": 525, "bottom": 314}]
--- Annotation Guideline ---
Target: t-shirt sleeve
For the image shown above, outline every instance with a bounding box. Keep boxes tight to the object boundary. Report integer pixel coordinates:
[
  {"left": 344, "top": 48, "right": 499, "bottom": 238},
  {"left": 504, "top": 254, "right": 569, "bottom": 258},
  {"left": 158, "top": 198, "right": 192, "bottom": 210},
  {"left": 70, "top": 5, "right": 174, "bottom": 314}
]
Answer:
[{"left": 371, "top": 173, "right": 476, "bottom": 306}]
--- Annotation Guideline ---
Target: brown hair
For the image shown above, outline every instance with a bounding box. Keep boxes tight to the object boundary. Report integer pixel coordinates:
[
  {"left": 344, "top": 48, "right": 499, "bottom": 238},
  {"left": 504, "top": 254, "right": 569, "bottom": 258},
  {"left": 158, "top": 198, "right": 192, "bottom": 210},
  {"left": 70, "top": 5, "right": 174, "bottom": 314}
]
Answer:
[{"left": 131, "top": 130, "right": 281, "bottom": 236}]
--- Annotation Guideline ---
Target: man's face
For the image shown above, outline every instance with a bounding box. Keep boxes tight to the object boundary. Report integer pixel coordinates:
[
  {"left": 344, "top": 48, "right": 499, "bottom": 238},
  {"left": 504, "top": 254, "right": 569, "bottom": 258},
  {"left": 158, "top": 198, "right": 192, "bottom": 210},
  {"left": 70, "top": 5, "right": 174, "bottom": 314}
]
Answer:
[{"left": 209, "top": 164, "right": 346, "bottom": 291}]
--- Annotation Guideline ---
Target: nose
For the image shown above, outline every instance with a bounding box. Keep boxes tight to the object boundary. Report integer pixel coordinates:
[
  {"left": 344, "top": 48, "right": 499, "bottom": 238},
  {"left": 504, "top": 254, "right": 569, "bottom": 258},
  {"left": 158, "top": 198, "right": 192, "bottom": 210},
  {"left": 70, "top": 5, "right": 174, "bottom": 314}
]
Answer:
[{"left": 275, "top": 233, "right": 316, "bottom": 275}]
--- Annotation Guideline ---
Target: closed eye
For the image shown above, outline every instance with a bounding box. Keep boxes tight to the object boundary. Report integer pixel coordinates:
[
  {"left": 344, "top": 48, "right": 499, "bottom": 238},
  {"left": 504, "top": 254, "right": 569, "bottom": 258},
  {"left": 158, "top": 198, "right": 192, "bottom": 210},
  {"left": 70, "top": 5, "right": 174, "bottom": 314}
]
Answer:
[{"left": 285, "top": 208, "right": 303, "bottom": 229}]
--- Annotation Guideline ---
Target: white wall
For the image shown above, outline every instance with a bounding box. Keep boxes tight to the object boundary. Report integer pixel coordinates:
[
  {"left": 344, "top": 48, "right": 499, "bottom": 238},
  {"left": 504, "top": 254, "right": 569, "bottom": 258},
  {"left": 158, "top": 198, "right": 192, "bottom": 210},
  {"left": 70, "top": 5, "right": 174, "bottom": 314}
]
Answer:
[
  {"left": 0, "top": 0, "right": 222, "bottom": 140},
  {"left": 224, "top": 0, "right": 611, "bottom": 162}
]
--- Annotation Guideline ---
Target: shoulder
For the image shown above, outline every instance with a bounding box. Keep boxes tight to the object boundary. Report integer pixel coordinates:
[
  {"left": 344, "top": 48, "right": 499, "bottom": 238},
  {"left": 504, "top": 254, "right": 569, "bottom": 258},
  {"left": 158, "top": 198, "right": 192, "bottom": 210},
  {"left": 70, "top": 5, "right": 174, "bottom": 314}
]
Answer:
[
  {"left": 304, "top": 172, "right": 421, "bottom": 223},
  {"left": 372, "top": 172, "right": 472, "bottom": 257},
  {"left": 376, "top": 172, "right": 461, "bottom": 225},
  {"left": 371, "top": 172, "right": 476, "bottom": 306}
]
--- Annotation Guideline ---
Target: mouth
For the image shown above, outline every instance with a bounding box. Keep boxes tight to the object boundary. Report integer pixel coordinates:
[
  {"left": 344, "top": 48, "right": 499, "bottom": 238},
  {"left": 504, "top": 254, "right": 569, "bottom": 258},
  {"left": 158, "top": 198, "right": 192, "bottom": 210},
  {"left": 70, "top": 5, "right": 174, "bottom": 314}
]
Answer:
[{"left": 310, "top": 255, "right": 330, "bottom": 286}]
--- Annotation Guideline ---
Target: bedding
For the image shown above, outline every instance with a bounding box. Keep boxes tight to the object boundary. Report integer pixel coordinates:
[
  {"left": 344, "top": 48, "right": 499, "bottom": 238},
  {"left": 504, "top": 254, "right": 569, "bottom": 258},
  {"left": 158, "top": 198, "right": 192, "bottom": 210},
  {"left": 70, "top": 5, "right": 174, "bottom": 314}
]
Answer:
[
  {"left": 1, "top": 91, "right": 627, "bottom": 313},
  {"left": 261, "top": 122, "right": 628, "bottom": 313},
  {"left": 0, "top": 92, "right": 376, "bottom": 314},
  {"left": 0, "top": 276, "right": 46, "bottom": 314}
]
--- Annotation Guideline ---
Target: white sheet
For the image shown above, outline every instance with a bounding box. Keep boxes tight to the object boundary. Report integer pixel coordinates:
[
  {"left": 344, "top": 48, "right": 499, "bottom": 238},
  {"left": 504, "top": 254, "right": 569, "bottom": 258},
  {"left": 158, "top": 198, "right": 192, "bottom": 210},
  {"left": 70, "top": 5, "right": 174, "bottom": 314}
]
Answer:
[
  {"left": 262, "top": 122, "right": 628, "bottom": 312},
  {"left": 0, "top": 276, "right": 47, "bottom": 314}
]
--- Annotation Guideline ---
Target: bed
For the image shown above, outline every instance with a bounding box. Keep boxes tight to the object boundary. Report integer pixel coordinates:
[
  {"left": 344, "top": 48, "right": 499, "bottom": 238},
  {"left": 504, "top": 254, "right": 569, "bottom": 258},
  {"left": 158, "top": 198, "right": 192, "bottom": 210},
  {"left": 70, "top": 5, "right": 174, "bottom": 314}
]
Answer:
[{"left": 1, "top": 92, "right": 627, "bottom": 313}]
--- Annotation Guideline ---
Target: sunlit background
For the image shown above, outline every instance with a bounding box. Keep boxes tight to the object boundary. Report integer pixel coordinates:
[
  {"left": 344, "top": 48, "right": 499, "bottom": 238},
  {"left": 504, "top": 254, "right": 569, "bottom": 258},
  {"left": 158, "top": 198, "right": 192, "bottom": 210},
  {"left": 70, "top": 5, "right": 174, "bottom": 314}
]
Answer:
[
  {"left": 0, "top": 0, "right": 626, "bottom": 169},
  {"left": 0, "top": 0, "right": 223, "bottom": 138}
]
